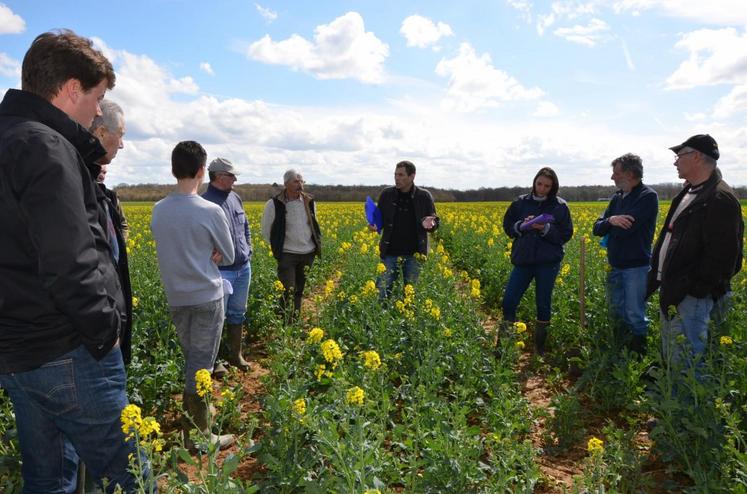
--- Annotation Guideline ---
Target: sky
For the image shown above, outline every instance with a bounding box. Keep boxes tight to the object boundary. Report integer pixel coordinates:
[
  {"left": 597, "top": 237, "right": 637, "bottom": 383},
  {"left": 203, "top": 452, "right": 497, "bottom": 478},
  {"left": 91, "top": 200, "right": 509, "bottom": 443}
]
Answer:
[{"left": 1, "top": 0, "right": 746, "bottom": 189}]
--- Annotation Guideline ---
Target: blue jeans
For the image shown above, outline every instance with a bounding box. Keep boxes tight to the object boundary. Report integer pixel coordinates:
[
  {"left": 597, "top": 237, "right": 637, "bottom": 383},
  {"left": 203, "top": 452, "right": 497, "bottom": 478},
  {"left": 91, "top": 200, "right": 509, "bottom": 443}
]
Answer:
[
  {"left": 0, "top": 345, "right": 148, "bottom": 493},
  {"left": 502, "top": 262, "right": 560, "bottom": 322},
  {"left": 660, "top": 295, "right": 714, "bottom": 366},
  {"left": 378, "top": 255, "right": 421, "bottom": 298},
  {"left": 220, "top": 262, "right": 251, "bottom": 325},
  {"left": 171, "top": 299, "right": 224, "bottom": 394},
  {"left": 606, "top": 265, "right": 650, "bottom": 337}
]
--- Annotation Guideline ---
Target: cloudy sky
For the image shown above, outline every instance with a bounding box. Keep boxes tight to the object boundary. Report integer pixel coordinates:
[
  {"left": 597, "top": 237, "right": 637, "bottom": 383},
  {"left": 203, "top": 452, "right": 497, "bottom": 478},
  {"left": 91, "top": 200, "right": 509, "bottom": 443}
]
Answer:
[{"left": 1, "top": 1, "right": 746, "bottom": 188}]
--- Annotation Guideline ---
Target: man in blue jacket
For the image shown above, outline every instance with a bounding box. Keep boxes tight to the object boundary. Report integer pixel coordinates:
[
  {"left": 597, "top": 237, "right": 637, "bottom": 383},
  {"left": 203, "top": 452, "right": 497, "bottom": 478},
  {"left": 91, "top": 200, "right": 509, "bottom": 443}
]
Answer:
[
  {"left": 593, "top": 153, "right": 658, "bottom": 355},
  {"left": 202, "top": 158, "right": 252, "bottom": 372}
]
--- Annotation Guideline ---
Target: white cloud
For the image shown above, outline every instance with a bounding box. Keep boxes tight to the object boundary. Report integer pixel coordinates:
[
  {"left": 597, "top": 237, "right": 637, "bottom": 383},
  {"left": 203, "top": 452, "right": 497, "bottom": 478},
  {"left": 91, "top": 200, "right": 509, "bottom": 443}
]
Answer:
[
  {"left": 533, "top": 101, "right": 560, "bottom": 117},
  {"left": 0, "top": 52, "right": 21, "bottom": 78},
  {"left": 666, "top": 27, "right": 747, "bottom": 89},
  {"left": 613, "top": 0, "right": 747, "bottom": 26},
  {"left": 506, "top": 0, "right": 533, "bottom": 23},
  {"left": 400, "top": 15, "right": 454, "bottom": 49},
  {"left": 553, "top": 18, "right": 609, "bottom": 46},
  {"left": 435, "top": 42, "right": 545, "bottom": 112},
  {"left": 255, "top": 3, "right": 277, "bottom": 22},
  {"left": 247, "top": 12, "right": 389, "bottom": 84},
  {"left": 713, "top": 84, "right": 747, "bottom": 119},
  {"left": 536, "top": 1, "right": 597, "bottom": 35},
  {"left": 200, "top": 62, "right": 215, "bottom": 76},
  {"left": 0, "top": 4, "right": 25, "bottom": 34}
]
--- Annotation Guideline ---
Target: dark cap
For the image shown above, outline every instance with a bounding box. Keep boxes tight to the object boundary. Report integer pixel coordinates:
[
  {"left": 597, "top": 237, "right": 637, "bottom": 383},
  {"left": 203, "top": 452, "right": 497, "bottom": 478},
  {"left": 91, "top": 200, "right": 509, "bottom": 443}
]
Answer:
[{"left": 670, "top": 134, "right": 719, "bottom": 161}]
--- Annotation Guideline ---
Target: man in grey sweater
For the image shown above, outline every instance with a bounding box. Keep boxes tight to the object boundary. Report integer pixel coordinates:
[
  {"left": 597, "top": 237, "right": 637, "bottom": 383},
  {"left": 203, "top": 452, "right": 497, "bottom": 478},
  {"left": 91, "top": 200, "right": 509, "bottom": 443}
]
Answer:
[{"left": 151, "top": 140, "right": 235, "bottom": 450}]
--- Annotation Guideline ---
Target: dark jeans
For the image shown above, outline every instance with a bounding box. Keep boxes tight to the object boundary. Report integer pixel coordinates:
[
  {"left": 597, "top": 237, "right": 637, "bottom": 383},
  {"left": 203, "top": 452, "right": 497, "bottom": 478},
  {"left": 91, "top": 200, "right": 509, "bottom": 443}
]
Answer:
[
  {"left": 378, "top": 255, "right": 421, "bottom": 298},
  {"left": 0, "top": 345, "right": 149, "bottom": 493},
  {"left": 277, "top": 251, "right": 316, "bottom": 320},
  {"left": 502, "top": 262, "right": 561, "bottom": 322}
]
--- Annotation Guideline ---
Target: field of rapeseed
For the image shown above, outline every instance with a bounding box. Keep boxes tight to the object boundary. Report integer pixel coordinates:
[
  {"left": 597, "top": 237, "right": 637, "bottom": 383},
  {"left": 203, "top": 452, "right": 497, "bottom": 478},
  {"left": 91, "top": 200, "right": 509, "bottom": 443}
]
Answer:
[{"left": 0, "top": 201, "right": 745, "bottom": 492}]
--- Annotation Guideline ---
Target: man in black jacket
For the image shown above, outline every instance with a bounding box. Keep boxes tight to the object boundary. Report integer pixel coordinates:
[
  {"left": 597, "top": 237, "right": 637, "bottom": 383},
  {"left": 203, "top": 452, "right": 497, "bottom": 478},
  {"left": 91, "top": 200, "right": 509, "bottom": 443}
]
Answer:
[
  {"left": 647, "top": 134, "right": 743, "bottom": 365},
  {"left": 370, "top": 161, "right": 438, "bottom": 298},
  {"left": 0, "top": 30, "right": 147, "bottom": 492},
  {"left": 593, "top": 153, "right": 658, "bottom": 355},
  {"left": 91, "top": 99, "right": 134, "bottom": 365}
]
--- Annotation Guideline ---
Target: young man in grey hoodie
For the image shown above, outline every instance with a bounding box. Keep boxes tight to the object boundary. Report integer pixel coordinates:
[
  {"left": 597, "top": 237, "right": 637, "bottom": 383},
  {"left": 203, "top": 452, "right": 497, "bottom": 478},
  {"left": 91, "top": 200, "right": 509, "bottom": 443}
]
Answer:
[{"left": 151, "top": 140, "right": 235, "bottom": 449}]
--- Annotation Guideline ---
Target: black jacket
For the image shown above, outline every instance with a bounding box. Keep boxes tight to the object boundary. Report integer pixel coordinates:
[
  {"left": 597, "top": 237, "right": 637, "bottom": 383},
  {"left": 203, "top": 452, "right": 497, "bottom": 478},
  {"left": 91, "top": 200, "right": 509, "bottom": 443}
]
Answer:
[
  {"left": 270, "top": 191, "right": 322, "bottom": 261},
  {"left": 0, "top": 89, "right": 125, "bottom": 373},
  {"left": 101, "top": 183, "right": 133, "bottom": 364},
  {"left": 377, "top": 185, "right": 437, "bottom": 257},
  {"left": 593, "top": 183, "right": 658, "bottom": 269},
  {"left": 647, "top": 169, "right": 743, "bottom": 312},
  {"left": 503, "top": 194, "right": 573, "bottom": 266}
]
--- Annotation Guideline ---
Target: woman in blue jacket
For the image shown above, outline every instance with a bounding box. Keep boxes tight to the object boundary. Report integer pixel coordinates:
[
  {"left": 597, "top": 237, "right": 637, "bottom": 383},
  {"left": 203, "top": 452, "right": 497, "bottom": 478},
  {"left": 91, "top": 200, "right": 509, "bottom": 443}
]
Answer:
[{"left": 500, "top": 167, "right": 573, "bottom": 355}]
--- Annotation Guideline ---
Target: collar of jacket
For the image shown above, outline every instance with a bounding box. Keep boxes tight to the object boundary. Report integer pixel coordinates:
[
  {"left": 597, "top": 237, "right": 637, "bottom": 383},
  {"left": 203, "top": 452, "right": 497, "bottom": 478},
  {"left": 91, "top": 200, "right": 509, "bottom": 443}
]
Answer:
[
  {"left": 678, "top": 167, "right": 722, "bottom": 203},
  {"left": 275, "top": 189, "right": 314, "bottom": 205},
  {"left": 0, "top": 89, "right": 107, "bottom": 166},
  {"left": 207, "top": 182, "right": 230, "bottom": 199}
]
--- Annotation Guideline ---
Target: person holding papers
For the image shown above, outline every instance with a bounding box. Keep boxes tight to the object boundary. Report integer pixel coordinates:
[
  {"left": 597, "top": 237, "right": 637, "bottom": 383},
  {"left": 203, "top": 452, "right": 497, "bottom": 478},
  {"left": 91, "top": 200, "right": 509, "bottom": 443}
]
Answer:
[{"left": 500, "top": 167, "right": 574, "bottom": 356}]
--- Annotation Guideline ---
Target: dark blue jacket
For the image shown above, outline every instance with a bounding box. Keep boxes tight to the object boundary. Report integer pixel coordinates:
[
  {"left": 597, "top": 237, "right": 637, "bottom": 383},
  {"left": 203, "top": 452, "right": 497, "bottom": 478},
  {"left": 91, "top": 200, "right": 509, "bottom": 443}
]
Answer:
[
  {"left": 503, "top": 194, "right": 573, "bottom": 266},
  {"left": 593, "top": 182, "right": 658, "bottom": 269},
  {"left": 202, "top": 184, "right": 252, "bottom": 270}
]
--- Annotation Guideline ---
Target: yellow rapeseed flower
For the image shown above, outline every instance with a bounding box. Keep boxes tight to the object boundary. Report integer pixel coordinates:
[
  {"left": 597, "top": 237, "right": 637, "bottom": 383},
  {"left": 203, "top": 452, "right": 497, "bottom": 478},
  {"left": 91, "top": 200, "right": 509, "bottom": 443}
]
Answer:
[
  {"left": 315, "top": 364, "right": 327, "bottom": 381},
  {"left": 430, "top": 306, "right": 441, "bottom": 320},
  {"left": 720, "top": 335, "right": 733, "bottom": 345},
  {"left": 515, "top": 341, "right": 525, "bottom": 350},
  {"left": 442, "top": 327, "right": 452, "bottom": 337},
  {"left": 587, "top": 437, "right": 604, "bottom": 455},
  {"left": 361, "top": 350, "right": 381, "bottom": 370},
  {"left": 362, "top": 280, "right": 377, "bottom": 296},
  {"left": 307, "top": 327, "right": 325, "bottom": 344},
  {"left": 320, "top": 339, "right": 343, "bottom": 366},
  {"left": 346, "top": 386, "right": 365, "bottom": 406},
  {"left": 376, "top": 262, "right": 386, "bottom": 274},
  {"left": 195, "top": 369, "right": 212, "bottom": 397},
  {"left": 131, "top": 296, "right": 139, "bottom": 308},
  {"left": 514, "top": 321, "right": 527, "bottom": 333},
  {"left": 293, "top": 398, "right": 306, "bottom": 416},
  {"left": 273, "top": 280, "right": 285, "bottom": 293},
  {"left": 120, "top": 404, "right": 142, "bottom": 438}
]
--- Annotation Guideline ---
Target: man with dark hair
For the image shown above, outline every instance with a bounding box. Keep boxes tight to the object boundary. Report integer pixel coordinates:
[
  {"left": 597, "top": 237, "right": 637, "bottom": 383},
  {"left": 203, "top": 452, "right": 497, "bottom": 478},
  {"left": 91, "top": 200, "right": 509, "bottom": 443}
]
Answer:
[
  {"left": 370, "top": 160, "right": 439, "bottom": 298},
  {"left": 202, "top": 158, "right": 252, "bottom": 374},
  {"left": 151, "top": 141, "right": 235, "bottom": 450},
  {"left": 0, "top": 30, "right": 147, "bottom": 492},
  {"left": 647, "top": 134, "right": 743, "bottom": 365},
  {"left": 593, "top": 153, "right": 658, "bottom": 355},
  {"left": 261, "top": 169, "right": 322, "bottom": 322},
  {"left": 92, "top": 99, "right": 134, "bottom": 366}
]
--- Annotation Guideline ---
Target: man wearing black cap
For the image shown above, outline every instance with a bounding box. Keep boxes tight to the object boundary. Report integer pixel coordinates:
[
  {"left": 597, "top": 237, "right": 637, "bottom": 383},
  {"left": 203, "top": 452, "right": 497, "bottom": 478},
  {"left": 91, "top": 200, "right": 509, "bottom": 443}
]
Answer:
[
  {"left": 202, "top": 157, "right": 252, "bottom": 374},
  {"left": 647, "top": 134, "right": 743, "bottom": 365}
]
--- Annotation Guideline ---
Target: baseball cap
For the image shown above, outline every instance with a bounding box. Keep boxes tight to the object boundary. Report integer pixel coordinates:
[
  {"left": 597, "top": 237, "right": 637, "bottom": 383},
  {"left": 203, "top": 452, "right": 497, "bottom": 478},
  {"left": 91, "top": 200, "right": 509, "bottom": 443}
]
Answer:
[
  {"left": 670, "top": 134, "right": 719, "bottom": 161},
  {"left": 208, "top": 157, "right": 240, "bottom": 175}
]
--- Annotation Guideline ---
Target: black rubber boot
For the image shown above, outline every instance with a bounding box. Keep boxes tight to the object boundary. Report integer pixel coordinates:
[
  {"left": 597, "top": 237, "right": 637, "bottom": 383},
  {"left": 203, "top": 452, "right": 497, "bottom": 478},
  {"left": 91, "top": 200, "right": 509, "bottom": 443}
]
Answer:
[
  {"left": 227, "top": 324, "right": 250, "bottom": 371},
  {"left": 534, "top": 321, "right": 549, "bottom": 356}
]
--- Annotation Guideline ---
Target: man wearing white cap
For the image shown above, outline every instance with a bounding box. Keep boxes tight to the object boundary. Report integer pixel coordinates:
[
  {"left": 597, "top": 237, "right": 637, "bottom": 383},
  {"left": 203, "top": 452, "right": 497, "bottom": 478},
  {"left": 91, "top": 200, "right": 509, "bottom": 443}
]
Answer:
[{"left": 202, "top": 158, "right": 252, "bottom": 373}]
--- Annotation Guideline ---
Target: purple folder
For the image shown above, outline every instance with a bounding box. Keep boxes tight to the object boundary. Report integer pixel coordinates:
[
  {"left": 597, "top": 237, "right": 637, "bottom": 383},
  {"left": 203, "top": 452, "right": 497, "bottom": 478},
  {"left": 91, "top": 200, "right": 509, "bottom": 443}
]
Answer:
[{"left": 520, "top": 213, "right": 554, "bottom": 232}]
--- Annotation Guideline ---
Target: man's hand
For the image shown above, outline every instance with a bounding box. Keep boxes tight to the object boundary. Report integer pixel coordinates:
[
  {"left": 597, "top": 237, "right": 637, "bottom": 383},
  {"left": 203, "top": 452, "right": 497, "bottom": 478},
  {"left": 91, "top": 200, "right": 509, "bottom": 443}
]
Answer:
[
  {"left": 609, "top": 215, "right": 635, "bottom": 229},
  {"left": 368, "top": 224, "right": 378, "bottom": 232},
  {"left": 211, "top": 249, "right": 223, "bottom": 264}
]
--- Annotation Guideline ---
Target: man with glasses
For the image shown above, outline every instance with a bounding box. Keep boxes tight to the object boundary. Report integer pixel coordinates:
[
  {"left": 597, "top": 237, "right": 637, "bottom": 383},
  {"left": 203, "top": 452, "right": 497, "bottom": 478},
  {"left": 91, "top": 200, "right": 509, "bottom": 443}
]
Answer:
[
  {"left": 202, "top": 158, "right": 252, "bottom": 374},
  {"left": 647, "top": 134, "right": 743, "bottom": 365},
  {"left": 261, "top": 169, "right": 321, "bottom": 323}
]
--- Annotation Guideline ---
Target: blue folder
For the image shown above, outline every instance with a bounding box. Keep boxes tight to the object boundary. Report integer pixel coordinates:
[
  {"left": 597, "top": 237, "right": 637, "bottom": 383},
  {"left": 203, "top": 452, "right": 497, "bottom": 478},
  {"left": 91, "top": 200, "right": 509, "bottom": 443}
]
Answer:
[{"left": 365, "top": 196, "right": 383, "bottom": 233}]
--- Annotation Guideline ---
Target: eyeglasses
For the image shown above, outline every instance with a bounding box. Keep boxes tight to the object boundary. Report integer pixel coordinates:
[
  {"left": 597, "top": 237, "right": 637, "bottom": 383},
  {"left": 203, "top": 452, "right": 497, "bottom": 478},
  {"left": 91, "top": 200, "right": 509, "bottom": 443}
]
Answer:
[
  {"left": 218, "top": 173, "right": 236, "bottom": 179},
  {"left": 674, "top": 151, "right": 695, "bottom": 162}
]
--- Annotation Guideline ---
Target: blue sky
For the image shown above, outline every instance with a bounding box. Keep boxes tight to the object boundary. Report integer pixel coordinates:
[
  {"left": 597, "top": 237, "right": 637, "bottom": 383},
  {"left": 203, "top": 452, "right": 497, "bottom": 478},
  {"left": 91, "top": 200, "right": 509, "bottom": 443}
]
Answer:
[{"left": 1, "top": 1, "right": 746, "bottom": 189}]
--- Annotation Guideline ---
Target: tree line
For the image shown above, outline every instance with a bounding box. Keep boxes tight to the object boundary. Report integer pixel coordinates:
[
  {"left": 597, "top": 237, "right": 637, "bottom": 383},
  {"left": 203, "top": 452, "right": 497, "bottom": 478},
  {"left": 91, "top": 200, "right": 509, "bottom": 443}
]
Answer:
[{"left": 114, "top": 182, "right": 747, "bottom": 203}]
